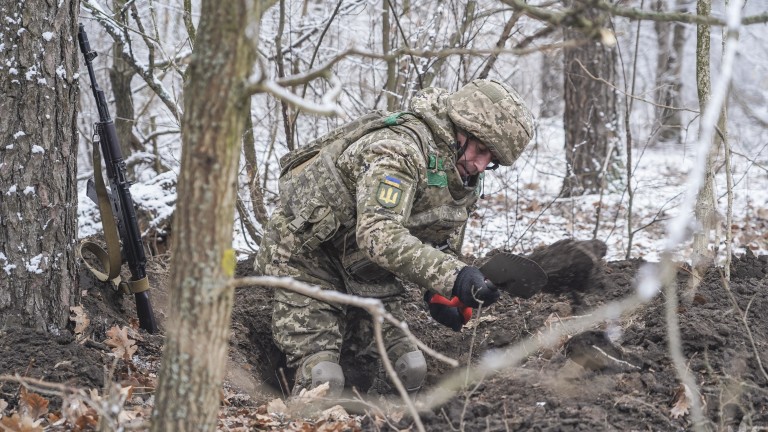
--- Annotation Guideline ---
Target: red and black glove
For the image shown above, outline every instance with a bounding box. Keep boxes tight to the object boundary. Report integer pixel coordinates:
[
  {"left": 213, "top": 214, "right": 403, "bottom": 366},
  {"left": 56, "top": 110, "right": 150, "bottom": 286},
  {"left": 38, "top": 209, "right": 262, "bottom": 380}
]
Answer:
[
  {"left": 424, "top": 291, "right": 472, "bottom": 332},
  {"left": 452, "top": 266, "right": 500, "bottom": 308}
]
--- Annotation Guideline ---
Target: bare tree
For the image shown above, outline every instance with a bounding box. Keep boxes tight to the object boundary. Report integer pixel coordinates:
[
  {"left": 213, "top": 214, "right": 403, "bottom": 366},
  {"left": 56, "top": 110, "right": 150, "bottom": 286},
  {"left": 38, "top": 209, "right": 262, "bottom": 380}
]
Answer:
[
  {"left": 109, "top": 0, "right": 142, "bottom": 161},
  {"left": 651, "top": 0, "right": 688, "bottom": 144},
  {"left": 150, "top": 0, "right": 271, "bottom": 429},
  {"left": 561, "top": 2, "right": 621, "bottom": 197},
  {"left": 0, "top": 0, "right": 80, "bottom": 331},
  {"left": 539, "top": 48, "right": 562, "bottom": 118},
  {"left": 690, "top": 0, "right": 721, "bottom": 274}
]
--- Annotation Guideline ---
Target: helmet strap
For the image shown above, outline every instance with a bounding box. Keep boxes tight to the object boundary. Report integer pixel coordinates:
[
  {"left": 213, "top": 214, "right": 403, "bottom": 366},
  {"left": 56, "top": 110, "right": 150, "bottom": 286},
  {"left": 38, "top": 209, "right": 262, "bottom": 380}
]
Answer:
[{"left": 455, "top": 137, "right": 471, "bottom": 185}]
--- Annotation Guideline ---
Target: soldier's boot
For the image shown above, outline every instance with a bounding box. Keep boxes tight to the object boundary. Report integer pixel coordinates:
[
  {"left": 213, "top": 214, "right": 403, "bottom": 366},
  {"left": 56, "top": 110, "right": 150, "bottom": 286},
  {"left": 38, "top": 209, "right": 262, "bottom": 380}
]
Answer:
[
  {"left": 369, "top": 349, "right": 427, "bottom": 395},
  {"left": 292, "top": 351, "right": 345, "bottom": 397}
]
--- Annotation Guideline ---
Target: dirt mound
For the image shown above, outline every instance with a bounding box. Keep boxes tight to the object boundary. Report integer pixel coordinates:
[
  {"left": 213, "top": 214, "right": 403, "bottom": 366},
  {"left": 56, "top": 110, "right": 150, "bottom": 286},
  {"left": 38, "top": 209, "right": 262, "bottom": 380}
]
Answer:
[{"left": 1, "top": 248, "right": 765, "bottom": 431}]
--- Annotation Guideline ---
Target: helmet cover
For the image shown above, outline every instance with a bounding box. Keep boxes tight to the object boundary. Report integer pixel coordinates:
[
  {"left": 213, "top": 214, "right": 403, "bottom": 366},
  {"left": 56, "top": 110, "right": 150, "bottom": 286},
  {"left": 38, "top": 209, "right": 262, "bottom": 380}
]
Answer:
[{"left": 447, "top": 79, "right": 534, "bottom": 166}]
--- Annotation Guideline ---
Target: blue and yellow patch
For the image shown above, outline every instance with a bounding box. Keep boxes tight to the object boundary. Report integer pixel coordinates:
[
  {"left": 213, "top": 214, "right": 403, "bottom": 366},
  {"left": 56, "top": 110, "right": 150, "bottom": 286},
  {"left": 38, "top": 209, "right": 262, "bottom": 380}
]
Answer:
[{"left": 376, "top": 175, "right": 403, "bottom": 208}]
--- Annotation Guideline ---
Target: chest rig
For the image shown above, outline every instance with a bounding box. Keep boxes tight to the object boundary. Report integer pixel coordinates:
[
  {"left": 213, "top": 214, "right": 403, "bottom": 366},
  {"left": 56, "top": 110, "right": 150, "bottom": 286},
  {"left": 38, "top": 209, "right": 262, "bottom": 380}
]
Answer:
[{"left": 278, "top": 111, "right": 475, "bottom": 291}]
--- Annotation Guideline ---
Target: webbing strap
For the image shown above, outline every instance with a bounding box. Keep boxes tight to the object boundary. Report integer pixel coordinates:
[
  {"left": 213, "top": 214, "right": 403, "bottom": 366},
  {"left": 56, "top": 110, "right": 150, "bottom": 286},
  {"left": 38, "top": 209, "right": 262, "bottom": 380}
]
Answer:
[{"left": 76, "top": 140, "right": 124, "bottom": 292}]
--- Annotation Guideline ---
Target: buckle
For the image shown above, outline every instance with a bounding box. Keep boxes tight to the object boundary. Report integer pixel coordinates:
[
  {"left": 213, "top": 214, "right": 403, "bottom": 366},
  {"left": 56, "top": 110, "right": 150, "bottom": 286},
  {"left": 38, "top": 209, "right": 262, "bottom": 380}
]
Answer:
[{"left": 288, "top": 215, "right": 308, "bottom": 232}]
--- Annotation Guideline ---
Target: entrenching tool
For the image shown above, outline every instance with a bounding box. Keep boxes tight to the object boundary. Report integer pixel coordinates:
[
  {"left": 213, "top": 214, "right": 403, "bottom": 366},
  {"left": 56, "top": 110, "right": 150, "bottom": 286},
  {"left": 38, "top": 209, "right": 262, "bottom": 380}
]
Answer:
[
  {"left": 479, "top": 252, "right": 548, "bottom": 299},
  {"left": 428, "top": 253, "right": 548, "bottom": 324}
]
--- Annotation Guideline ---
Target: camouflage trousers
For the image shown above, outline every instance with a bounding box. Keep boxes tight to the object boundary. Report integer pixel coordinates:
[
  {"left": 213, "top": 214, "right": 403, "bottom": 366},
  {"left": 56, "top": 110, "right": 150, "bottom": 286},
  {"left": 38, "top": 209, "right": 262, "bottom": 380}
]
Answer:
[{"left": 255, "top": 208, "right": 419, "bottom": 393}]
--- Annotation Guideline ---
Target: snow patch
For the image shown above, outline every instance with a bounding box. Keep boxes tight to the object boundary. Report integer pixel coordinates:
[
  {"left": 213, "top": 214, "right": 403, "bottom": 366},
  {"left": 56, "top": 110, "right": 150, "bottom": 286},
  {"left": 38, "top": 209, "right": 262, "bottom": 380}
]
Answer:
[
  {"left": 6, "top": 184, "right": 17, "bottom": 195},
  {"left": 23, "top": 186, "right": 35, "bottom": 195},
  {"left": 31, "top": 145, "right": 44, "bottom": 154},
  {"left": 25, "top": 67, "right": 37, "bottom": 80},
  {"left": 42, "top": 31, "right": 54, "bottom": 41},
  {"left": 25, "top": 254, "right": 45, "bottom": 274},
  {"left": 13, "top": 131, "right": 25, "bottom": 139}
]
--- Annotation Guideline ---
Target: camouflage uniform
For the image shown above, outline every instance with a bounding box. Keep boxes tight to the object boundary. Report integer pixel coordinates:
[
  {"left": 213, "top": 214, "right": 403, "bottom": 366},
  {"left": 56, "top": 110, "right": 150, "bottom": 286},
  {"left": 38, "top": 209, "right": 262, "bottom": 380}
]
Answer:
[{"left": 255, "top": 79, "right": 533, "bottom": 395}]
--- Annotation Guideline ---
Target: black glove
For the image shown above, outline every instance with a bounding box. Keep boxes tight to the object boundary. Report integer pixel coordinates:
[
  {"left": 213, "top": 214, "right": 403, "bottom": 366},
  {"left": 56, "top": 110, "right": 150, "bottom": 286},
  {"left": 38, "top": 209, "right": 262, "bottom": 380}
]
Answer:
[
  {"left": 424, "top": 292, "right": 464, "bottom": 332},
  {"left": 452, "top": 266, "right": 500, "bottom": 308}
]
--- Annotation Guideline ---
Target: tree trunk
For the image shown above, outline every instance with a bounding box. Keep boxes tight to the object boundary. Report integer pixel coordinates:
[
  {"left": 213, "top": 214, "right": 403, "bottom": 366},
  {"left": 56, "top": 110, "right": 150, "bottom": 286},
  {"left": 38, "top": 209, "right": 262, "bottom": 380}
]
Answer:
[
  {"left": 651, "top": 0, "right": 687, "bottom": 144},
  {"left": 561, "top": 3, "right": 620, "bottom": 197},
  {"left": 382, "top": 0, "right": 398, "bottom": 110},
  {"left": 150, "top": 0, "right": 271, "bottom": 430},
  {"left": 691, "top": 0, "right": 718, "bottom": 270},
  {"left": 539, "top": 48, "right": 562, "bottom": 118},
  {"left": 110, "top": 0, "right": 141, "bottom": 161},
  {"left": 0, "top": 0, "right": 80, "bottom": 331}
]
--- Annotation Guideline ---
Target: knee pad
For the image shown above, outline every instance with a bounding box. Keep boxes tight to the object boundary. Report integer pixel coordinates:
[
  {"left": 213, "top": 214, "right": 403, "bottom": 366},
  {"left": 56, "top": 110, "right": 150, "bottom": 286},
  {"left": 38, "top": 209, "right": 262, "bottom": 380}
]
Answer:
[
  {"left": 394, "top": 350, "right": 427, "bottom": 392},
  {"left": 311, "top": 361, "right": 345, "bottom": 396}
]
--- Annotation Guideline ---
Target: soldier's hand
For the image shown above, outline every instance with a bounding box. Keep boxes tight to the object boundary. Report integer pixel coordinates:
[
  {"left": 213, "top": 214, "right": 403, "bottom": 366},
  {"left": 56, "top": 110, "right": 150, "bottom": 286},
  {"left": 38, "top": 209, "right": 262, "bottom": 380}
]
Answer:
[
  {"left": 452, "top": 266, "right": 500, "bottom": 308},
  {"left": 424, "top": 292, "right": 467, "bottom": 331}
]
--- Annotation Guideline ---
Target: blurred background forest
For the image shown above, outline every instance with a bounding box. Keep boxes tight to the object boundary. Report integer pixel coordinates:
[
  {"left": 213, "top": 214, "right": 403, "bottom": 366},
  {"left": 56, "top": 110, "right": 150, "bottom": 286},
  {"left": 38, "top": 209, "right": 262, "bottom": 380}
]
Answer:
[{"left": 74, "top": 0, "right": 768, "bottom": 264}]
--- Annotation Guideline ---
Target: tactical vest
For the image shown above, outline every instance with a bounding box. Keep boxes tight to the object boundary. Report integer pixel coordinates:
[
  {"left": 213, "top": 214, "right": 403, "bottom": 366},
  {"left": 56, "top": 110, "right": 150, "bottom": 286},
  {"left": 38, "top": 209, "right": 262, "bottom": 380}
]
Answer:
[
  {"left": 278, "top": 111, "right": 433, "bottom": 250},
  {"left": 278, "top": 111, "right": 476, "bottom": 292}
]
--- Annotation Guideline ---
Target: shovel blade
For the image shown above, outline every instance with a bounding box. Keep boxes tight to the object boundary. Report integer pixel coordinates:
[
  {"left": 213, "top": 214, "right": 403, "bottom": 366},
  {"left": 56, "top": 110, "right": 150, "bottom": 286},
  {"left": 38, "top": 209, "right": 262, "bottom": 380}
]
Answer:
[{"left": 480, "top": 252, "right": 548, "bottom": 299}]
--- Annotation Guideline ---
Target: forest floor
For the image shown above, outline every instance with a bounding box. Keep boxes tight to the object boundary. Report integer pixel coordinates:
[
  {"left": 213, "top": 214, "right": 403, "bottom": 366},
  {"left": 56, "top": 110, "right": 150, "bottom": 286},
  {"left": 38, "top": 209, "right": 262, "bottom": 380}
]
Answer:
[{"left": 1, "top": 246, "right": 767, "bottom": 431}]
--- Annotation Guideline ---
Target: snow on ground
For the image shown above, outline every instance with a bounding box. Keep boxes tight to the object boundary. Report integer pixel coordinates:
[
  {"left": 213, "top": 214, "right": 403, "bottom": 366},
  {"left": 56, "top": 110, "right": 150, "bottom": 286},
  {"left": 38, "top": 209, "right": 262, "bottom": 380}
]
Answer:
[
  {"left": 466, "top": 117, "right": 768, "bottom": 262},
  {"left": 77, "top": 117, "right": 768, "bottom": 264}
]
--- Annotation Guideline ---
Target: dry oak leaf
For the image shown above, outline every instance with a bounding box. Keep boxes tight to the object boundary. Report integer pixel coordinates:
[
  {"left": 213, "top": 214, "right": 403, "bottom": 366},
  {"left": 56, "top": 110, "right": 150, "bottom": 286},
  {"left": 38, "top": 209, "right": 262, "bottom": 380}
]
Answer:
[
  {"left": 73, "top": 409, "right": 99, "bottom": 432},
  {"left": 104, "top": 325, "right": 138, "bottom": 361},
  {"left": 0, "top": 413, "right": 43, "bottom": 432},
  {"left": 20, "top": 387, "right": 49, "bottom": 420},
  {"left": 670, "top": 384, "right": 692, "bottom": 419},
  {"left": 267, "top": 398, "right": 288, "bottom": 416},
  {"left": 69, "top": 306, "right": 90, "bottom": 336}
]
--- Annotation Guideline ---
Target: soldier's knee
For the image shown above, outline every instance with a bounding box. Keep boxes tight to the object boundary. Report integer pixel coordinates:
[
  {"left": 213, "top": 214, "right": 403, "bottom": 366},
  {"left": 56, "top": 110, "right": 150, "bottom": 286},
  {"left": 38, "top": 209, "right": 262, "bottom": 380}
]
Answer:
[
  {"left": 311, "top": 361, "right": 345, "bottom": 396},
  {"left": 295, "top": 351, "right": 345, "bottom": 397},
  {"left": 395, "top": 350, "right": 427, "bottom": 391}
]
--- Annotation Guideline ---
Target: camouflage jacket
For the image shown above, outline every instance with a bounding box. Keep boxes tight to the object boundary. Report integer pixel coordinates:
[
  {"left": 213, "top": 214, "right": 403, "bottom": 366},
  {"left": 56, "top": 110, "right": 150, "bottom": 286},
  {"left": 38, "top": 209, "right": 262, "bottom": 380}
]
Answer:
[{"left": 271, "top": 88, "right": 480, "bottom": 298}]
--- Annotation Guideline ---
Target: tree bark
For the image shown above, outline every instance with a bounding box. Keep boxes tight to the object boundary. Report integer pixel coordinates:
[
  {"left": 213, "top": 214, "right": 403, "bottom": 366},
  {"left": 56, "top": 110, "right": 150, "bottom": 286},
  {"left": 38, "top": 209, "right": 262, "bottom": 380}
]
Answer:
[
  {"left": 110, "top": 0, "right": 141, "bottom": 161},
  {"left": 150, "top": 0, "right": 272, "bottom": 430},
  {"left": 651, "top": 0, "right": 687, "bottom": 144},
  {"left": 691, "top": 0, "right": 718, "bottom": 270},
  {"left": 561, "top": 1, "right": 620, "bottom": 197},
  {"left": 539, "top": 48, "right": 562, "bottom": 118},
  {"left": 0, "top": 0, "right": 80, "bottom": 331}
]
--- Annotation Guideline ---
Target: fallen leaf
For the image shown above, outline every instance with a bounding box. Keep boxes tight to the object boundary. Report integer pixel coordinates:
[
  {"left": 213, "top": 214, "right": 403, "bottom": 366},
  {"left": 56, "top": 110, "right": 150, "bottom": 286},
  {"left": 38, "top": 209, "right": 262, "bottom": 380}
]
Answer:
[
  {"left": 47, "top": 411, "right": 63, "bottom": 425},
  {"left": 20, "top": 387, "right": 49, "bottom": 419},
  {"left": 104, "top": 326, "right": 138, "bottom": 361},
  {"left": 320, "top": 405, "right": 348, "bottom": 422},
  {"left": 0, "top": 413, "right": 43, "bottom": 432},
  {"left": 295, "top": 382, "right": 329, "bottom": 402},
  {"left": 670, "top": 384, "right": 691, "bottom": 419},
  {"left": 69, "top": 306, "right": 90, "bottom": 336},
  {"left": 267, "top": 398, "right": 288, "bottom": 416},
  {"left": 73, "top": 409, "right": 99, "bottom": 432}
]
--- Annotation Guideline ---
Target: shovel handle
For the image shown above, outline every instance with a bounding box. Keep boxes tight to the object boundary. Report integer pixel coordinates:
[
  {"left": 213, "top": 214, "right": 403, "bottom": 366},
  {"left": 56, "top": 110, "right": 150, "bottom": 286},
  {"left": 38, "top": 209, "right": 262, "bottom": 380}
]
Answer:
[{"left": 429, "top": 294, "right": 473, "bottom": 324}]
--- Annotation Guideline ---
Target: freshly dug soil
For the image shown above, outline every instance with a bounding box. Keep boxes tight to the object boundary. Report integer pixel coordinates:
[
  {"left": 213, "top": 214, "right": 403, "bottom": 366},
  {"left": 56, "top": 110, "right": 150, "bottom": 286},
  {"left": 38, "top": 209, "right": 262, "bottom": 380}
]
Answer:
[{"left": 1, "top": 247, "right": 766, "bottom": 431}]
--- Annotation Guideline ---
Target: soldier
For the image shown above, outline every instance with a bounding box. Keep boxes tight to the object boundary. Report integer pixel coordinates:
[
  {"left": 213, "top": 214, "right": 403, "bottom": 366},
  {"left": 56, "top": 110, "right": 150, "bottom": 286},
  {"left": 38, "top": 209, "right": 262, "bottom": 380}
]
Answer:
[{"left": 255, "top": 79, "right": 534, "bottom": 397}]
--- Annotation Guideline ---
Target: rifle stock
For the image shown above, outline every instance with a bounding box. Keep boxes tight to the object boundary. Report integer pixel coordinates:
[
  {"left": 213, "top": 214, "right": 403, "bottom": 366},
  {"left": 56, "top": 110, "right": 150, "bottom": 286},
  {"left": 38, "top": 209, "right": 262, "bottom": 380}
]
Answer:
[{"left": 78, "top": 24, "right": 158, "bottom": 334}]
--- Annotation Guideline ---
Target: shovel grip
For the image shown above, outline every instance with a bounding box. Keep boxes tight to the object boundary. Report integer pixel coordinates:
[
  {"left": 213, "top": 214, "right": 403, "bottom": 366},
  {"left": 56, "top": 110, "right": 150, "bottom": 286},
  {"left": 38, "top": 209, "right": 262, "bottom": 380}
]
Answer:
[{"left": 429, "top": 294, "right": 473, "bottom": 324}]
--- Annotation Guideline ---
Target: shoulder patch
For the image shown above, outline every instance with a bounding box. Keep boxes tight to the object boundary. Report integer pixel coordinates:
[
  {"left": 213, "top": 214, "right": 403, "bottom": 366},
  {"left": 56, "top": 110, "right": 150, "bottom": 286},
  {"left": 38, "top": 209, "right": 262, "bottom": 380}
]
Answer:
[{"left": 377, "top": 175, "right": 403, "bottom": 208}]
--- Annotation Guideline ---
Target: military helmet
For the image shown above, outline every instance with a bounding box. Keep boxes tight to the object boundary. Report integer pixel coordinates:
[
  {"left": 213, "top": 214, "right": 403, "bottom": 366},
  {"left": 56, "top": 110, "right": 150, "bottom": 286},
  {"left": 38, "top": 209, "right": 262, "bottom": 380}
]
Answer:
[{"left": 446, "top": 79, "right": 534, "bottom": 166}]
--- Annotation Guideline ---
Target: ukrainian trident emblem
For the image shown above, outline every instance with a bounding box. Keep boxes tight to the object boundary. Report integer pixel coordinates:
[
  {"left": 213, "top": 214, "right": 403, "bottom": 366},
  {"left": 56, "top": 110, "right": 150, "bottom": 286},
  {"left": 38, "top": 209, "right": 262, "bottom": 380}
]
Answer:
[{"left": 376, "top": 175, "right": 402, "bottom": 208}]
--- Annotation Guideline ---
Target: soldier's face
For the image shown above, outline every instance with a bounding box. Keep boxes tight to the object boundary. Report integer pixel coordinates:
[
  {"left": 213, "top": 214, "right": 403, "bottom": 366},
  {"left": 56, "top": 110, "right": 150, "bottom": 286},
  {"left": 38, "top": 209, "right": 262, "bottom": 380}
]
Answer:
[{"left": 456, "top": 133, "right": 494, "bottom": 178}]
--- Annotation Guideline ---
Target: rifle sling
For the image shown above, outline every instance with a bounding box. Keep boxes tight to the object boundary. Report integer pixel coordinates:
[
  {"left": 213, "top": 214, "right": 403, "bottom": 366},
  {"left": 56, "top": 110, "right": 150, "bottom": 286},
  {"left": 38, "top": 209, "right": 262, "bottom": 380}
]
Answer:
[{"left": 76, "top": 144, "right": 149, "bottom": 295}]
